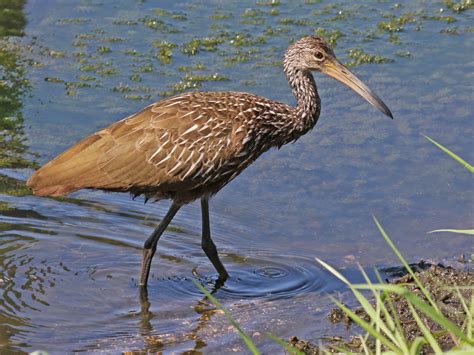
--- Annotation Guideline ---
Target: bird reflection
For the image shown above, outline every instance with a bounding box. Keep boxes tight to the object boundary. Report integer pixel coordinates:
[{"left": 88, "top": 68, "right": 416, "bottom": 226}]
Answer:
[{"left": 137, "top": 277, "right": 226, "bottom": 352}]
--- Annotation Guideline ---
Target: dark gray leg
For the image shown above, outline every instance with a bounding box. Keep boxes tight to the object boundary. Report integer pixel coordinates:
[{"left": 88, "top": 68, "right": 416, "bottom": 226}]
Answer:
[
  {"left": 201, "top": 197, "right": 229, "bottom": 280},
  {"left": 140, "top": 202, "right": 181, "bottom": 288}
]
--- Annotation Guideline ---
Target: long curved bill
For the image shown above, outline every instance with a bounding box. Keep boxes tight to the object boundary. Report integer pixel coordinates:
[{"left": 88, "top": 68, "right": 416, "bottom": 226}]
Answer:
[{"left": 321, "top": 58, "right": 393, "bottom": 119}]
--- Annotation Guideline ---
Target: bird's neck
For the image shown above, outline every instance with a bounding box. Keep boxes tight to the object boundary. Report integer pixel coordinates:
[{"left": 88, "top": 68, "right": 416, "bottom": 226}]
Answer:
[{"left": 285, "top": 66, "right": 321, "bottom": 132}]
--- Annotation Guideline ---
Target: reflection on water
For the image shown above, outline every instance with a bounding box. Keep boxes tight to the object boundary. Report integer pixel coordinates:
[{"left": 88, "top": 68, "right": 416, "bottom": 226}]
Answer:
[{"left": 0, "top": 0, "right": 473, "bottom": 352}]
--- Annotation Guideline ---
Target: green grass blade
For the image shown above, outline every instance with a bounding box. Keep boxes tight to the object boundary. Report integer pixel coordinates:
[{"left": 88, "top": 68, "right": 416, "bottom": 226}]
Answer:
[
  {"left": 409, "top": 337, "right": 427, "bottom": 355},
  {"left": 372, "top": 216, "right": 438, "bottom": 310},
  {"left": 428, "top": 229, "right": 474, "bottom": 236},
  {"left": 265, "top": 333, "right": 305, "bottom": 355},
  {"left": 422, "top": 134, "right": 474, "bottom": 174},
  {"left": 192, "top": 279, "right": 260, "bottom": 355},
  {"left": 316, "top": 259, "right": 399, "bottom": 345},
  {"left": 407, "top": 303, "right": 442, "bottom": 354},
  {"left": 330, "top": 296, "right": 400, "bottom": 353},
  {"left": 352, "top": 284, "right": 472, "bottom": 345},
  {"left": 358, "top": 265, "right": 405, "bottom": 351},
  {"left": 315, "top": 257, "right": 351, "bottom": 285},
  {"left": 359, "top": 335, "right": 373, "bottom": 355}
]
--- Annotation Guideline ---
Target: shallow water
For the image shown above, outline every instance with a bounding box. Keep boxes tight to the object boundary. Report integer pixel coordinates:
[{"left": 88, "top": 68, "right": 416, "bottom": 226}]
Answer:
[{"left": 1, "top": 0, "right": 473, "bottom": 352}]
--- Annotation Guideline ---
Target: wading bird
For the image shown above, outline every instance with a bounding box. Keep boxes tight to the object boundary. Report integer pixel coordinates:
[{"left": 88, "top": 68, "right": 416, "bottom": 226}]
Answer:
[{"left": 27, "top": 36, "right": 392, "bottom": 290}]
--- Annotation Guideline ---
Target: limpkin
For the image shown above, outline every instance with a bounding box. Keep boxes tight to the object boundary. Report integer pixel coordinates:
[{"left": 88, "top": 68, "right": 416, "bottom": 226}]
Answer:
[{"left": 27, "top": 36, "right": 392, "bottom": 289}]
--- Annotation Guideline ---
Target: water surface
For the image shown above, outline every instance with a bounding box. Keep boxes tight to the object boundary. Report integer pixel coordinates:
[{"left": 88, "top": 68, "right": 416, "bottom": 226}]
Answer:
[{"left": 1, "top": 0, "right": 473, "bottom": 352}]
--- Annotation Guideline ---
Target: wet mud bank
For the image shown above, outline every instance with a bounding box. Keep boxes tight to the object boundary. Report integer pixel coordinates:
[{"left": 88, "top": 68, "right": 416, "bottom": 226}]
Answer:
[{"left": 289, "top": 260, "right": 474, "bottom": 353}]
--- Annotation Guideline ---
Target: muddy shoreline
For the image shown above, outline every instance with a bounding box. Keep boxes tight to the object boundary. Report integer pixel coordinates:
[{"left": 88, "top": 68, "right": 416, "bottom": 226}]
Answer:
[{"left": 289, "top": 260, "right": 474, "bottom": 354}]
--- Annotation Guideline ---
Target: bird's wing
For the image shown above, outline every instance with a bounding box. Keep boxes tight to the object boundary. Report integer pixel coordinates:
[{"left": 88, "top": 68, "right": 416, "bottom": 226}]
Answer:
[{"left": 27, "top": 92, "right": 257, "bottom": 196}]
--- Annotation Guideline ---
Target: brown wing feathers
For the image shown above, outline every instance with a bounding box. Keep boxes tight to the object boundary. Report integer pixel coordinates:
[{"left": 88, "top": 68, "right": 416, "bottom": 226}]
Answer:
[{"left": 26, "top": 92, "right": 255, "bottom": 199}]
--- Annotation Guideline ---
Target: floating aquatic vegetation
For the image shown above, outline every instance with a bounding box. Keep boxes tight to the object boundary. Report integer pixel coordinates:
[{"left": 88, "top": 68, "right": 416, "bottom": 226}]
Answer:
[
  {"left": 72, "top": 40, "right": 86, "bottom": 47},
  {"left": 421, "top": 15, "right": 457, "bottom": 23},
  {"left": 346, "top": 48, "right": 394, "bottom": 67},
  {"left": 57, "top": 18, "right": 91, "bottom": 25},
  {"left": 96, "top": 46, "right": 111, "bottom": 54},
  {"left": 153, "top": 40, "right": 176, "bottom": 64},
  {"left": 395, "top": 50, "right": 411, "bottom": 57},
  {"left": 278, "top": 18, "right": 308, "bottom": 26},
  {"left": 314, "top": 28, "right": 345, "bottom": 47},
  {"left": 112, "top": 19, "right": 138, "bottom": 26},
  {"left": 377, "top": 13, "right": 417, "bottom": 32},
  {"left": 112, "top": 84, "right": 132, "bottom": 93},
  {"left": 442, "top": 0, "right": 474, "bottom": 13},
  {"left": 182, "top": 73, "right": 229, "bottom": 83},
  {"left": 44, "top": 77, "right": 64, "bottom": 83},
  {"left": 177, "top": 63, "right": 206, "bottom": 72},
  {"left": 77, "top": 74, "right": 98, "bottom": 81},
  {"left": 440, "top": 27, "right": 460, "bottom": 34},
  {"left": 40, "top": 48, "right": 66, "bottom": 58},
  {"left": 100, "top": 37, "right": 124, "bottom": 43},
  {"left": 152, "top": 7, "right": 187, "bottom": 21},
  {"left": 240, "top": 9, "right": 265, "bottom": 18},
  {"left": 138, "top": 16, "right": 178, "bottom": 33},
  {"left": 160, "top": 72, "right": 229, "bottom": 97},
  {"left": 75, "top": 33, "right": 96, "bottom": 40},
  {"left": 152, "top": 40, "right": 177, "bottom": 50},
  {"left": 223, "top": 49, "right": 258, "bottom": 64},
  {"left": 210, "top": 11, "right": 233, "bottom": 20},
  {"left": 182, "top": 38, "right": 201, "bottom": 55},
  {"left": 388, "top": 33, "right": 401, "bottom": 44},
  {"left": 129, "top": 74, "right": 141, "bottom": 82},
  {"left": 132, "top": 64, "right": 154, "bottom": 73},
  {"left": 182, "top": 36, "right": 224, "bottom": 55},
  {"left": 255, "top": 0, "right": 280, "bottom": 6},
  {"left": 124, "top": 94, "right": 151, "bottom": 101},
  {"left": 156, "top": 47, "right": 173, "bottom": 64},
  {"left": 229, "top": 33, "right": 267, "bottom": 47}
]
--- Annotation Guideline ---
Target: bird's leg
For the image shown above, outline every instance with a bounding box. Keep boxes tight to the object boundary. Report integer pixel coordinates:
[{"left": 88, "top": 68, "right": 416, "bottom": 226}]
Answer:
[
  {"left": 139, "top": 202, "right": 181, "bottom": 288},
  {"left": 200, "top": 197, "right": 229, "bottom": 281}
]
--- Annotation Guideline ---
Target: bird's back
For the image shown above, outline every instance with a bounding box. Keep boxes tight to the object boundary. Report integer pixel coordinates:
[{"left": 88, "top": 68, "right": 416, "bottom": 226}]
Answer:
[{"left": 27, "top": 91, "right": 292, "bottom": 202}]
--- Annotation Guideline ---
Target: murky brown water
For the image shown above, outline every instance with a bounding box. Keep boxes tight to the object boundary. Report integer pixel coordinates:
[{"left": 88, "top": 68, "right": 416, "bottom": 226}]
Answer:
[{"left": 1, "top": 0, "right": 473, "bottom": 352}]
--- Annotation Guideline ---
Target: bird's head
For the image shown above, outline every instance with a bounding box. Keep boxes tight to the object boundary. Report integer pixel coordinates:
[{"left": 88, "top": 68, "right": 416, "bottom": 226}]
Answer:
[{"left": 284, "top": 36, "right": 393, "bottom": 118}]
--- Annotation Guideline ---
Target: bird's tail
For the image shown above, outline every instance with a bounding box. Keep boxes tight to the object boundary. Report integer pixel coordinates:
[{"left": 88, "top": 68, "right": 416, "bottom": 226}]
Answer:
[{"left": 27, "top": 133, "right": 107, "bottom": 196}]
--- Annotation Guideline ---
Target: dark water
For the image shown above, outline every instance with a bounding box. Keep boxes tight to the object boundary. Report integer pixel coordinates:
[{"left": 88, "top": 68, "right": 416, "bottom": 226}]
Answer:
[{"left": 1, "top": 0, "right": 473, "bottom": 352}]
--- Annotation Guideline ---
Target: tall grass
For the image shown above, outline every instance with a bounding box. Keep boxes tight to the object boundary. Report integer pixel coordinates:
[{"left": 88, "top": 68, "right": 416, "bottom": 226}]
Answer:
[{"left": 317, "top": 217, "right": 474, "bottom": 354}]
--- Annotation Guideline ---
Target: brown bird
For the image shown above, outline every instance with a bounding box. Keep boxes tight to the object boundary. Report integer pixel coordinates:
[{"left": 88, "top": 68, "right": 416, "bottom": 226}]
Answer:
[{"left": 27, "top": 36, "right": 392, "bottom": 289}]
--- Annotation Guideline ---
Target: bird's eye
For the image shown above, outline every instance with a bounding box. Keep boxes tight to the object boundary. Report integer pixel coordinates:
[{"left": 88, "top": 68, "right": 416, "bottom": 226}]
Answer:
[{"left": 315, "top": 52, "right": 324, "bottom": 60}]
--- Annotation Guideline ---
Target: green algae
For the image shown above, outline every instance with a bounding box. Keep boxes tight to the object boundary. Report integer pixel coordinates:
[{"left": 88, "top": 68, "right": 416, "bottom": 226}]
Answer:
[
  {"left": 256, "top": 0, "right": 281, "bottom": 6},
  {"left": 177, "top": 63, "right": 206, "bottom": 72},
  {"left": 440, "top": 27, "right": 460, "bottom": 34},
  {"left": 156, "top": 47, "right": 173, "bottom": 64},
  {"left": 124, "top": 94, "right": 151, "bottom": 101},
  {"left": 100, "top": 37, "right": 124, "bottom": 43},
  {"left": 443, "top": 0, "right": 474, "bottom": 13},
  {"left": 129, "top": 74, "right": 142, "bottom": 82},
  {"left": 210, "top": 11, "right": 233, "bottom": 20},
  {"left": 44, "top": 76, "right": 64, "bottom": 83},
  {"left": 96, "top": 46, "right": 111, "bottom": 54},
  {"left": 112, "top": 19, "right": 138, "bottom": 26},
  {"left": 314, "top": 28, "right": 344, "bottom": 46},
  {"left": 138, "top": 16, "right": 178, "bottom": 33},
  {"left": 57, "top": 18, "right": 91, "bottom": 25},
  {"left": 278, "top": 18, "right": 308, "bottom": 26},
  {"left": 160, "top": 72, "right": 229, "bottom": 97},
  {"left": 0, "top": 1, "right": 37, "bottom": 171},
  {"left": 377, "top": 13, "right": 417, "bottom": 32},
  {"left": 152, "top": 7, "right": 187, "bottom": 21},
  {"left": 346, "top": 48, "right": 394, "bottom": 67}
]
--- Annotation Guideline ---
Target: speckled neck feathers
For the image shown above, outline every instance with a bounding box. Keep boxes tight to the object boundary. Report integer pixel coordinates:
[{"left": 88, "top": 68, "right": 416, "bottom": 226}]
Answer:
[{"left": 283, "top": 58, "right": 321, "bottom": 134}]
